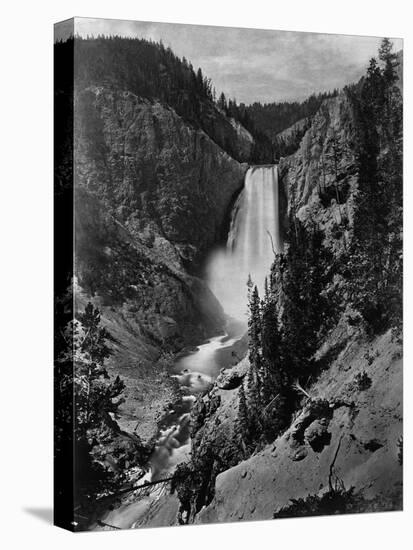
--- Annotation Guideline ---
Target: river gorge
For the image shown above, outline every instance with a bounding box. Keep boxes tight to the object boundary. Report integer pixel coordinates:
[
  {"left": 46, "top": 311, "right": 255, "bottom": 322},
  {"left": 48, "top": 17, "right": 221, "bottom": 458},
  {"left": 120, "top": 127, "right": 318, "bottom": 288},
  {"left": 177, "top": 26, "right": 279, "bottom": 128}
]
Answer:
[{"left": 95, "top": 165, "right": 283, "bottom": 529}]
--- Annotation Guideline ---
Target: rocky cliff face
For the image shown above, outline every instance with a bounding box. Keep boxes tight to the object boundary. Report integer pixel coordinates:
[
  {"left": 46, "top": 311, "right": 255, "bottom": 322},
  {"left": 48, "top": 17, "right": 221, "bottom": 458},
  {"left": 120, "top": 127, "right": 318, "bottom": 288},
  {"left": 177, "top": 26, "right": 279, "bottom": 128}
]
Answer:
[
  {"left": 279, "top": 94, "right": 358, "bottom": 256},
  {"left": 75, "top": 87, "right": 248, "bottom": 267},
  {"left": 192, "top": 98, "right": 255, "bottom": 165}
]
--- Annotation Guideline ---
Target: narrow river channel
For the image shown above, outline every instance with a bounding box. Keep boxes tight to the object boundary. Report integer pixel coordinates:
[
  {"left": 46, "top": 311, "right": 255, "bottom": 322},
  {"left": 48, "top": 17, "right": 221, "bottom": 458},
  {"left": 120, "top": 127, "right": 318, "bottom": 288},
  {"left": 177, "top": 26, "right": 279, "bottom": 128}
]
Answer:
[{"left": 96, "top": 328, "right": 244, "bottom": 530}]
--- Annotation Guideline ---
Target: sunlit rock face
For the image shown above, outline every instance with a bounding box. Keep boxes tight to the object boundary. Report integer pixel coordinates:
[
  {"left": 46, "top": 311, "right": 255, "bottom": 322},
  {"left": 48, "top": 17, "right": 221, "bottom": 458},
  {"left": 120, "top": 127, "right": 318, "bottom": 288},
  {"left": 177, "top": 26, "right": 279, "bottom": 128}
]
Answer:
[
  {"left": 206, "top": 165, "right": 283, "bottom": 323},
  {"left": 278, "top": 94, "right": 358, "bottom": 258}
]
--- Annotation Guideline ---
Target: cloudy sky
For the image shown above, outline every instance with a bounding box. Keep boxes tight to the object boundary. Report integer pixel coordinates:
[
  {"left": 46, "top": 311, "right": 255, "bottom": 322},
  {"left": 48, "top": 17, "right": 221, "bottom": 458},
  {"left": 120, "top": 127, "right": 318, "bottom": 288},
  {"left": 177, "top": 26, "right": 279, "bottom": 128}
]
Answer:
[{"left": 56, "top": 17, "right": 402, "bottom": 104}]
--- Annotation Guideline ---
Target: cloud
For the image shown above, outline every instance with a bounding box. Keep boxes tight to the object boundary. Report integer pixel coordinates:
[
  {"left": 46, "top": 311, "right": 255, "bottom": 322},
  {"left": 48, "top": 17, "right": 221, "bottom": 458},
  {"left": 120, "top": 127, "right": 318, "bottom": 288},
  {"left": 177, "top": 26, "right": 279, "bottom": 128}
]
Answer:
[{"left": 72, "top": 17, "right": 402, "bottom": 104}]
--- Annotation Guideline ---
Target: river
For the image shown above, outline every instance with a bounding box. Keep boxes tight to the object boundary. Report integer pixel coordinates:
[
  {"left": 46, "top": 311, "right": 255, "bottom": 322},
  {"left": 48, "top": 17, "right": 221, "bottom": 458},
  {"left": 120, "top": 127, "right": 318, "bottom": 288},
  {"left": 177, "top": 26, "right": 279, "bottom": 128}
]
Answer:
[
  {"left": 96, "top": 165, "right": 281, "bottom": 529},
  {"left": 96, "top": 328, "right": 244, "bottom": 530}
]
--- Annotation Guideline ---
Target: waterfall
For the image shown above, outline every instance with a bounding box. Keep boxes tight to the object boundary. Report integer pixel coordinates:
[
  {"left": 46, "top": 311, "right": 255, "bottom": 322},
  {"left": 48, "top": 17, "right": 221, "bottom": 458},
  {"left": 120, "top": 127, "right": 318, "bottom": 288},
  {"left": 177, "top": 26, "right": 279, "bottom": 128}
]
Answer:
[{"left": 206, "top": 165, "right": 282, "bottom": 323}]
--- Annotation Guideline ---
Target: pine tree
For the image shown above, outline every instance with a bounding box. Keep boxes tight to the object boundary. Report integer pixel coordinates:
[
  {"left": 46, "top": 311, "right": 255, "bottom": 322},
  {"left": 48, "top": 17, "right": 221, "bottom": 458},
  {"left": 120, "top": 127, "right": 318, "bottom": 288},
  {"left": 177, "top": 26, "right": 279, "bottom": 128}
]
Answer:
[
  {"left": 261, "top": 296, "right": 281, "bottom": 393},
  {"left": 55, "top": 302, "right": 135, "bottom": 523},
  {"left": 248, "top": 286, "right": 261, "bottom": 351},
  {"left": 264, "top": 276, "right": 269, "bottom": 301},
  {"left": 379, "top": 38, "right": 399, "bottom": 87},
  {"left": 218, "top": 91, "right": 227, "bottom": 112},
  {"left": 345, "top": 38, "right": 402, "bottom": 331},
  {"left": 364, "top": 58, "right": 385, "bottom": 116},
  {"left": 237, "top": 382, "right": 249, "bottom": 447},
  {"left": 246, "top": 273, "right": 253, "bottom": 301},
  {"left": 74, "top": 303, "right": 125, "bottom": 429},
  {"left": 279, "top": 217, "right": 334, "bottom": 380},
  {"left": 196, "top": 67, "right": 204, "bottom": 92},
  {"left": 245, "top": 365, "right": 261, "bottom": 446}
]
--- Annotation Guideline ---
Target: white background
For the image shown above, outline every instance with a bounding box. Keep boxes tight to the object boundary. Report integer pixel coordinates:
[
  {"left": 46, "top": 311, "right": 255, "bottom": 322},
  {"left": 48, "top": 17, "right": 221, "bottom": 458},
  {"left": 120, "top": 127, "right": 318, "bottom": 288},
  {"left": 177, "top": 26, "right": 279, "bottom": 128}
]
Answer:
[{"left": 0, "top": 0, "right": 411, "bottom": 548}]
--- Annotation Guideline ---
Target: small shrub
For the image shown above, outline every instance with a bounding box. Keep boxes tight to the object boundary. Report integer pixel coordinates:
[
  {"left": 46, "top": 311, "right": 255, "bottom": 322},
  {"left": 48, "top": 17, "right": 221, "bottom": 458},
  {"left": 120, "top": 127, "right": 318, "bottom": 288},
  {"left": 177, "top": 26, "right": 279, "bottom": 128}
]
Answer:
[
  {"left": 354, "top": 370, "right": 372, "bottom": 391},
  {"left": 391, "top": 326, "right": 403, "bottom": 346},
  {"left": 364, "top": 349, "right": 376, "bottom": 366},
  {"left": 274, "top": 487, "right": 366, "bottom": 518}
]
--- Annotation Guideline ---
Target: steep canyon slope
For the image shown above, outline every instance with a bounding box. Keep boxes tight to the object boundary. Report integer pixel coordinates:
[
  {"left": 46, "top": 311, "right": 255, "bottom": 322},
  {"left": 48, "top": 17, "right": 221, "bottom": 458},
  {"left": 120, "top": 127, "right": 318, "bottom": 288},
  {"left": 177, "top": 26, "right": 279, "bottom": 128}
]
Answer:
[{"left": 74, "top": 85, "right": 251, "bottom": 436}]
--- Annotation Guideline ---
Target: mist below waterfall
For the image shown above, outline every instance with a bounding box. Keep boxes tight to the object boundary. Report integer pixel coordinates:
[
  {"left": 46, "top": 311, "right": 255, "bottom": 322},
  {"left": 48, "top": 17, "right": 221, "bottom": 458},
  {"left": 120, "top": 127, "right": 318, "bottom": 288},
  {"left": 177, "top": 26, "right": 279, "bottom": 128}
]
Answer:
[{"left": 206, "top": 165, "right": 283, "bottom": 323}]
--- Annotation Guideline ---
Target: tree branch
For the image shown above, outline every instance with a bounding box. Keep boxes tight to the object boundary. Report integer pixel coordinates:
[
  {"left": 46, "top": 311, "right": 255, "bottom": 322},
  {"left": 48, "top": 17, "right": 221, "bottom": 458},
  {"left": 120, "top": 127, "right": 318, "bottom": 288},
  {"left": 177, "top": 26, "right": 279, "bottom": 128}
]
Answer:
[
  {"left": 261, "top": 394, "right": 280, "bottom": 417},
  {"left": 266, "top": 230, "right": 277, "bottom": 256},
  {"left": 292, "top": 380, "right": 312, "bottom": 399},
  {"left": 329, "top": 434, "right": 344, "bottom": 492}
]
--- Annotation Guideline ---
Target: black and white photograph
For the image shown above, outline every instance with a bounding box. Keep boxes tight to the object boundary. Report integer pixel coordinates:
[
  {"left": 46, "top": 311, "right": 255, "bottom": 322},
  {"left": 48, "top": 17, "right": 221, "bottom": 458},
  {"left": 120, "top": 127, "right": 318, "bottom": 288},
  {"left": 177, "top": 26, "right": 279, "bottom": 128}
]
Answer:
[
  {"left": 53, "top": 16, "right": 403, "bottom": 531},
  {"left": 4, "top": 3, "right": 412, "bottom": 547}
]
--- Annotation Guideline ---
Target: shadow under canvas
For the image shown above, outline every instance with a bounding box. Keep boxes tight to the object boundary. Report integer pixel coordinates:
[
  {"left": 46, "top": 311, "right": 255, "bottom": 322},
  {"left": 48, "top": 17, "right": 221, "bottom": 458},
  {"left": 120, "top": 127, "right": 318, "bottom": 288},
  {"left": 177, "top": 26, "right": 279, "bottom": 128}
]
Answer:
[{"left": 24, "top": 507, "right": 53, "bottom": 525}]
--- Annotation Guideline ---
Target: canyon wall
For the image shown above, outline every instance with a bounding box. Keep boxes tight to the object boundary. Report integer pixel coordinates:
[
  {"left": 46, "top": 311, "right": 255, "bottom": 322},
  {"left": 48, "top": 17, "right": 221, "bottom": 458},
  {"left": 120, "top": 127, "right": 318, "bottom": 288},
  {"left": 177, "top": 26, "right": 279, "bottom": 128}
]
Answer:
[
  {"left": 73, "top": 86, "right": 250, "bottom": 435},
  {"left": 279, "top": 94, "right": 358, "bottom": 257}
]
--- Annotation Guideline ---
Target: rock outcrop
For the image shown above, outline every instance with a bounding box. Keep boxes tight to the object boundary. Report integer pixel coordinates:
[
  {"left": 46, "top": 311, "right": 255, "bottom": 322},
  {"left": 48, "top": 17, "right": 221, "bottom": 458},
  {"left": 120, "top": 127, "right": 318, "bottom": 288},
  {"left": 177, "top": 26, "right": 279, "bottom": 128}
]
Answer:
[
  {"left": 279, "top": 93, "right": 358, "bottom": 257},
  {"left": 216, "top": 356, "right": 249, "bottom": 390}
]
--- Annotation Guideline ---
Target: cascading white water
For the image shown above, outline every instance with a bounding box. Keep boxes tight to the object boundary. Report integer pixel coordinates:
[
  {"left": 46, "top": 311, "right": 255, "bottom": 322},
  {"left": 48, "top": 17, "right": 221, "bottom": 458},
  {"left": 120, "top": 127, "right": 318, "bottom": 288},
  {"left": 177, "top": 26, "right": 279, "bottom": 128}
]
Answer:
[
  {"left": 207, "top": 165, "right": 282, "bottom": 322},
  {"left": 97, "top": 166, "right": 282, "bottom": 529}
]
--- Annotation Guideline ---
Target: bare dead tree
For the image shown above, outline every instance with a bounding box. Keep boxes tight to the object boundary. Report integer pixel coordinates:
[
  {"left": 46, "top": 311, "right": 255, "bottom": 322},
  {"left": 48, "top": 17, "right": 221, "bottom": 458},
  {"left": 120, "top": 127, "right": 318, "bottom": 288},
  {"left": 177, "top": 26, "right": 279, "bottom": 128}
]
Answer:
[
  {"left": 292, "top": 379, "right": 312, "bottom": 400},
  {"left": 261, "top": 394, "right": 280, "bottom": 418},
  {"left": 105, "top": 475, "right": 175, "bottom": 498}
]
